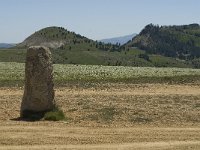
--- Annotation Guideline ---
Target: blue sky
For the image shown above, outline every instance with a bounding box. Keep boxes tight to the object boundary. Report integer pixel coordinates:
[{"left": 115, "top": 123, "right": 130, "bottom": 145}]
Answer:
[{"left": 0, "top": 0, "right": 200, "bottom": 43}]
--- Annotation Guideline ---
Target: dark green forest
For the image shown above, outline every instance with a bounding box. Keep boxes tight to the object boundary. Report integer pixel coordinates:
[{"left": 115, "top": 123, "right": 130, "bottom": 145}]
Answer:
[{"left": 126, "top": 24, "right": 200, "bottom": 60}]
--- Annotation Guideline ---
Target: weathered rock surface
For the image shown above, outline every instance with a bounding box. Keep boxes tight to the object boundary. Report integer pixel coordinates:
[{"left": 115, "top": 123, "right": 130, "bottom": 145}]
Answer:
[{"left": 21, "top": 46, "right": 55, "bottom": 119}]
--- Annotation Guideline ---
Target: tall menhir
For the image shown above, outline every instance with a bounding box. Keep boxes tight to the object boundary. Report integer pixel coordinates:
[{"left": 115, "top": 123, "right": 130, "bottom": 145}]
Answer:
[{"left": 20, "top": 46, "right": 55, "bottom": 119}]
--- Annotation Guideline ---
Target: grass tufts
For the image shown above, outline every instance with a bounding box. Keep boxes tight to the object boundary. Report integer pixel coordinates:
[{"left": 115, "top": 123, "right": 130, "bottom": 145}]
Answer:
[{"left": 44, "top": 106, "right": 65, "bottom": 121}]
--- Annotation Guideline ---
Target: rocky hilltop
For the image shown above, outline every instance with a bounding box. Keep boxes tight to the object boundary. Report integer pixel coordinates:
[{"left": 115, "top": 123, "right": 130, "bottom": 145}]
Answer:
[{"left": 126, "top": 23, "right": 200, "bottom": 60}]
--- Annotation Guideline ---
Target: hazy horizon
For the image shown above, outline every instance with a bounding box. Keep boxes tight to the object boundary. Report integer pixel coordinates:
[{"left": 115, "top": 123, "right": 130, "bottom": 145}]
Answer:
[{"left": 1, "top": 0, "right": 200, "bottom": 43}]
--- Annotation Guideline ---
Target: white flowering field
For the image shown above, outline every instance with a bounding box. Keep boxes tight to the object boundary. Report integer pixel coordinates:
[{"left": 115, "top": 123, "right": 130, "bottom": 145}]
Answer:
[
  {"left": 1, "top": 62, "right": 200, "bottom": 86},
  {"left": 54, "top": 64, "right": 200, "bottom": 80}
]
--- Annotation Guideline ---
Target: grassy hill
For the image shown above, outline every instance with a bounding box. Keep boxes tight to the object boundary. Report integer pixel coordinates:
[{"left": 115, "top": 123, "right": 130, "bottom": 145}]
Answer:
[
  {"left": 17, "top": 26, "right": 120, "bottom": 51},
  {"left": 1, "top": 25, "right": 199, "bottom": 68},
  {"left": 1, "top": 47, "right": 192, "bottom": 68},
  {"left": 17, "top": 26, "right": 91, "bottom": 49}
]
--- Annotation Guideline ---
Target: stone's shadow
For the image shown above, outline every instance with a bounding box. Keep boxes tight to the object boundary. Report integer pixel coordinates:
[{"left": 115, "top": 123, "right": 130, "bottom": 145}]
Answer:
[
  {"left": 10, "top": 117, "right": 42, "bottom": 122},
  {"left": 10, "top": 117, "right": 21, "bottom": 121},
  {"left": 10, "top": 110, "right": 49, "bottom": 122}
]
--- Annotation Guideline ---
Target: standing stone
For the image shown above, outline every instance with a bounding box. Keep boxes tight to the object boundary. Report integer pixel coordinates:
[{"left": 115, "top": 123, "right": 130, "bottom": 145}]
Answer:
[{"left": 21, "top": 46, "right": 55, "bottom": 119}]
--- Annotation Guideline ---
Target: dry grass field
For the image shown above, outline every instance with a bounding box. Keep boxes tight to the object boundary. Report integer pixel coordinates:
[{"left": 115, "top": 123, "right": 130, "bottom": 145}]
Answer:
[{"left": 0, "top": 83, "right": 200, "bottom": 149}]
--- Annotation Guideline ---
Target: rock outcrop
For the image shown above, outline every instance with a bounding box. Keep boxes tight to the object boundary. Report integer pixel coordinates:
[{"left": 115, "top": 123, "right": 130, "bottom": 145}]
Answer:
[{"left": 21, "top": 46, "right": 55, "bottom": 119}]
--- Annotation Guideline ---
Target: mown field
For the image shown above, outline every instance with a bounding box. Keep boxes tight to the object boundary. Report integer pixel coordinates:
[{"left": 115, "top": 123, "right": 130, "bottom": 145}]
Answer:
[{"left": 1, "top": 62, "right": 200, "bottom": 149}]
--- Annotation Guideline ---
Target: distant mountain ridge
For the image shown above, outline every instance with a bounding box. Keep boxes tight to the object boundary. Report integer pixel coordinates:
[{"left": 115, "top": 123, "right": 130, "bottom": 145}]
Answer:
[
  {"left": 2, "top": 24, "right": 200, "bottom": 68},
  {"left": 0, "top": 43, "right": 15, "bottom": 48},
  {"left": 100, "top": 34, "right": 137, "bottom": 45}
]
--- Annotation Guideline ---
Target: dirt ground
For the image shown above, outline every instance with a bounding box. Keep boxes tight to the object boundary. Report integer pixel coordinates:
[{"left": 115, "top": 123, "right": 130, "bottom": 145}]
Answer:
[{"left": 0, "top": 83, "right": 200, "bottom": 149}]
